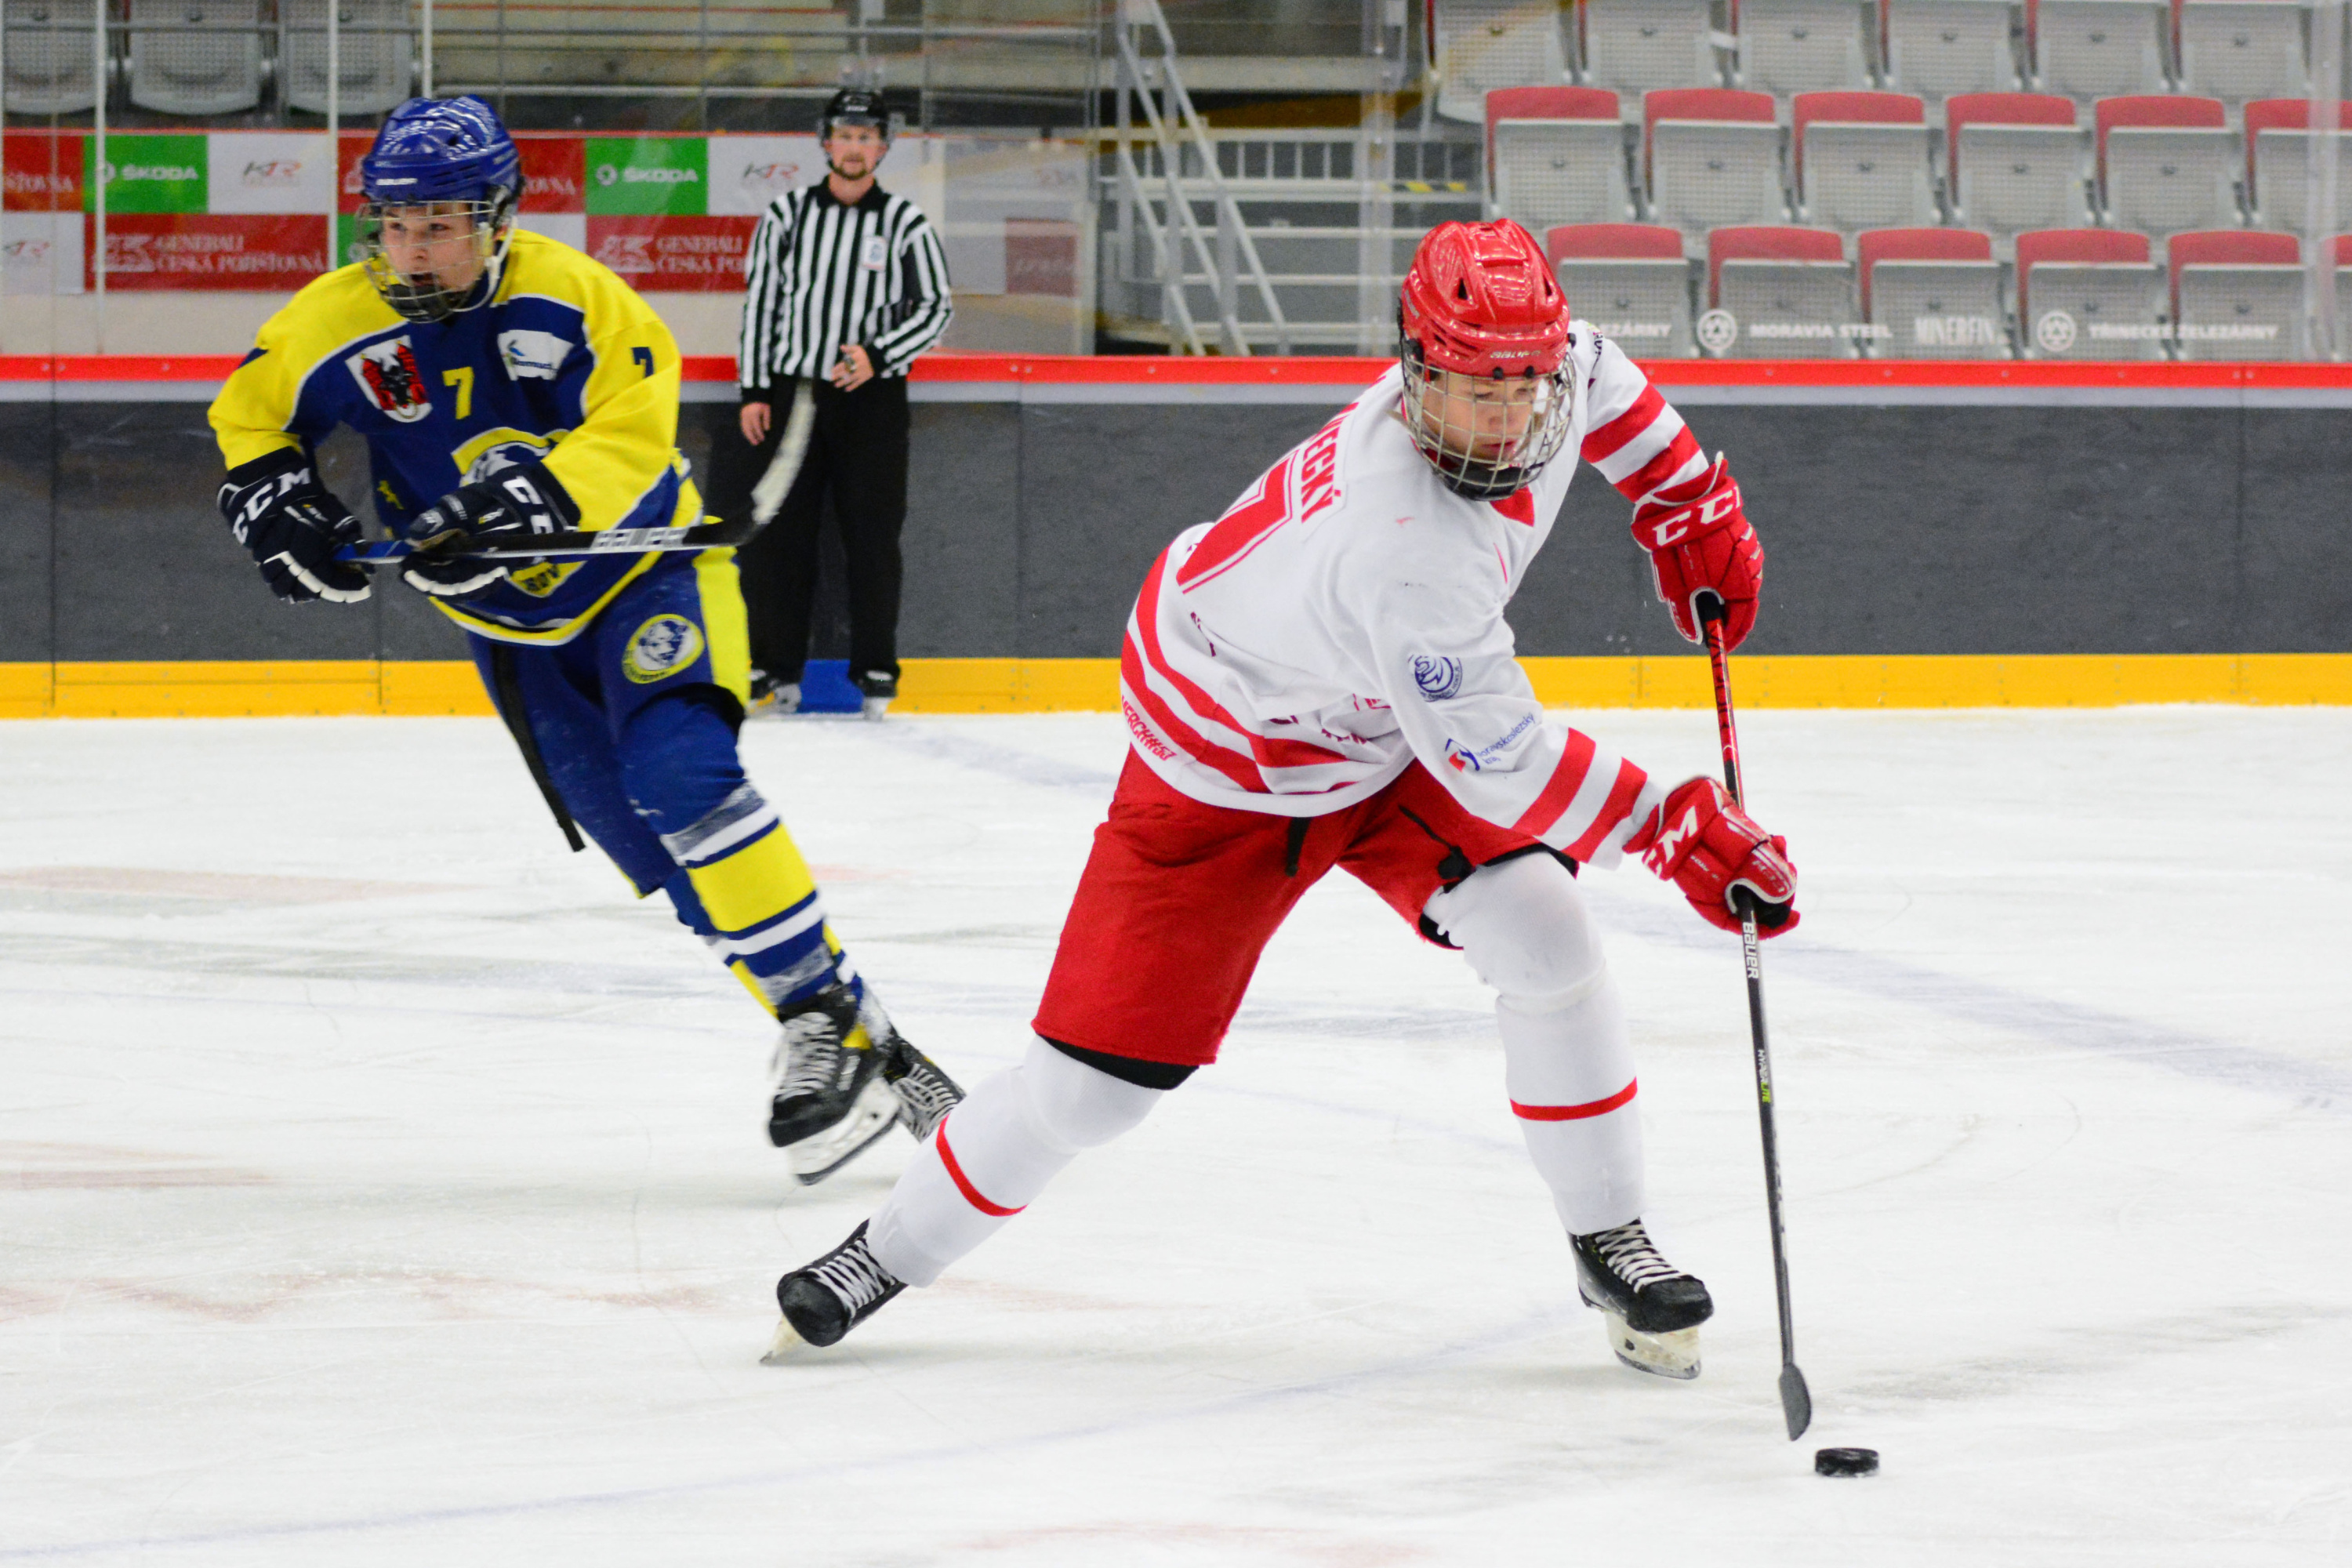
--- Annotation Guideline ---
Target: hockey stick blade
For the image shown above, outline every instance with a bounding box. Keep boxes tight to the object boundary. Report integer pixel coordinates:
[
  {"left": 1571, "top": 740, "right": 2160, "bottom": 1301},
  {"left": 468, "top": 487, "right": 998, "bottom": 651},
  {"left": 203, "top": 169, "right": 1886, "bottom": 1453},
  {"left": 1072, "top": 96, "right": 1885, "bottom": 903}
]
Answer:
[
  {"left": 750, "top": 377, "right": 818, "bottom": 528},
  {"left": 1780, "top": 1361, "right": 1813, "bottom": 1441},
  {"left": 334, "top": 513, "right": 754, "bottom": 567}
]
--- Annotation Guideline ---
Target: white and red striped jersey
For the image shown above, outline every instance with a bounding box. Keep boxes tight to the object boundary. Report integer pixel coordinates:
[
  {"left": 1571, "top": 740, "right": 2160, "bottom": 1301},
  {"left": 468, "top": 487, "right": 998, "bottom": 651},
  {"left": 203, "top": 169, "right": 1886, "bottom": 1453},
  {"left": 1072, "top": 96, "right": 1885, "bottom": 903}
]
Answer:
[{"left": 1120, "top": 328, "right": 1711, "bottom": 866}]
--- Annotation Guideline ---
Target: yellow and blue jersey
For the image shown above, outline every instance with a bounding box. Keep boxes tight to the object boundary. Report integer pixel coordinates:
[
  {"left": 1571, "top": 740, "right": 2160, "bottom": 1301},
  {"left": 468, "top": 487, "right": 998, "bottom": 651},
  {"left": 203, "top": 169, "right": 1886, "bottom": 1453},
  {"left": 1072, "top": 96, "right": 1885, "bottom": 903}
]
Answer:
[{"left": 209, "top": 229, "right": 704, "bottom": 644}]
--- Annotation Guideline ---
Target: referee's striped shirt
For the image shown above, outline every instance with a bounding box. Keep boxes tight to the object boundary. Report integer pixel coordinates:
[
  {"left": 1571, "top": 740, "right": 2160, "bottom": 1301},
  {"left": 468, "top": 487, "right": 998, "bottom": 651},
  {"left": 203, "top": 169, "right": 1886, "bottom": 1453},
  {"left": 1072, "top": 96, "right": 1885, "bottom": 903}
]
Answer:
[{"left": 737, "top": 181, "right": 953, "bottom": 394}]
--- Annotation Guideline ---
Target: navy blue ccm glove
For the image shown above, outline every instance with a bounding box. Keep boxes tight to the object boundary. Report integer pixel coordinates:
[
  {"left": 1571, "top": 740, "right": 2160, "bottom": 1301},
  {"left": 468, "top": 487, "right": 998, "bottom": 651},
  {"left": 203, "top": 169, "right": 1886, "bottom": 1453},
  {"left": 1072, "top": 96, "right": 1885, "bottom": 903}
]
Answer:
[
  {"left": 400, "top": 463, "right": 579, "bottom": 597},
  {"left": 217, "top": 450, "right": 372, "bottom": 604}
]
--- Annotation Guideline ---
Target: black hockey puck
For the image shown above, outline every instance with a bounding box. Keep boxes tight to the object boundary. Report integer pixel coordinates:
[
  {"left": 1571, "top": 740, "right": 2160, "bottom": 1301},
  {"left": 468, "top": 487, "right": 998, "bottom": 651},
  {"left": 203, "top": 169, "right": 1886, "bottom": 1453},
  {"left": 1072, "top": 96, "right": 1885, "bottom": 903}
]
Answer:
[{"left": 1814, "top": 1447, "right": 1878, "bottom": 1477}]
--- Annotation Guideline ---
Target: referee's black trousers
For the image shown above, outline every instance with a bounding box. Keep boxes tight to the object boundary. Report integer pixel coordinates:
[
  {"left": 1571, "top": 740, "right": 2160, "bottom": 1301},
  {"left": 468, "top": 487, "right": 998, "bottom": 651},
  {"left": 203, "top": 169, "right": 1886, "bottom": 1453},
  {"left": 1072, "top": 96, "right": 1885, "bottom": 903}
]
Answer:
[{"left": 705, "top": 376, "right": 909, "bottom": 687}]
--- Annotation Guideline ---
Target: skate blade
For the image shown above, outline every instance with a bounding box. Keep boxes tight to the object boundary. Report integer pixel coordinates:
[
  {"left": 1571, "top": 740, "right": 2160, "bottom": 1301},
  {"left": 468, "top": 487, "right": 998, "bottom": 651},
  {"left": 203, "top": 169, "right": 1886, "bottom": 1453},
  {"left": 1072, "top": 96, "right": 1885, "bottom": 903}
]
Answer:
[
  {"left": 759, "top": 1315, "right": 808, "bottom": 1365},
  {"left": 786, "top": 1080, "right": 901, "bottom": 1185},
  {"left": 1599, "top": 1308, "right": 1700, "bottom": 1380}
]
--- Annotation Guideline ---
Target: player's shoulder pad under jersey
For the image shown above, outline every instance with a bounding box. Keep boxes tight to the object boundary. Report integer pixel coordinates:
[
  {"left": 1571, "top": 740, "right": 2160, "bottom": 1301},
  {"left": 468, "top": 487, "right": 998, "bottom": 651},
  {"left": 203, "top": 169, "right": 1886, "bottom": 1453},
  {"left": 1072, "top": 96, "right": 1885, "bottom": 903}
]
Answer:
[
  {"left": 209, "top": 263, "right": 404, "bottom": 468},
  {"left": 496, "top": 229, "right": 677, "bottom": 357}
]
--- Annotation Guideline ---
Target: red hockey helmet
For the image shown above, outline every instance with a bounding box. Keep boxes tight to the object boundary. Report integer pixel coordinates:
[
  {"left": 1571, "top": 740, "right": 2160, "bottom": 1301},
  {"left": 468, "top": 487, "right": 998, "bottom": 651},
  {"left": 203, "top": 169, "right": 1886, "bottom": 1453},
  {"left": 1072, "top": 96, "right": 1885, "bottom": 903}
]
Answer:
[{"left": 1397, "top": 220, "right": 1577, "bottom": 499}]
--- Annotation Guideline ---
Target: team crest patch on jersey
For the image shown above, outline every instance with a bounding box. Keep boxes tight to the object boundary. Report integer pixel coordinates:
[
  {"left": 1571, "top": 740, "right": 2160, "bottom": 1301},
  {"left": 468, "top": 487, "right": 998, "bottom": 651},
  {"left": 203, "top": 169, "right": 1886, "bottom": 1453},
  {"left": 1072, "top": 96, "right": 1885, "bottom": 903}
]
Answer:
[
  {"left": 347, "top": 338, "right": 431, "bottom": 423},
  {"left": 860, "top": 234, "right": 888, "bottom": 270},
  {"left": 498, "top": 329, "right": 572, "bottom": 381},
  {"left": 1412, "top": 655, "right": 1465, "bottom": 701},
  {"left": 622, "top": 614, "right": 705, "bottom": 684}
]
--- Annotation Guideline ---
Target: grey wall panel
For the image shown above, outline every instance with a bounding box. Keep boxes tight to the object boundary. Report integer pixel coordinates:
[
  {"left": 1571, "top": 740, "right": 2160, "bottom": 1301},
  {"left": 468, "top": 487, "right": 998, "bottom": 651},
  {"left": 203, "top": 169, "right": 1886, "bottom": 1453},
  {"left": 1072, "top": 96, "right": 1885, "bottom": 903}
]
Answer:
[
  {"left": 900, "top": 403, "right": 1022, "bottom": 658},
  {"left": 18, "top": 394, "right": 2352, "bottom": 666},
  {"left": 2238, "top": 411, "right": 2352, "bottom": 654},
  {"left": 0, "top": 406, "right": 54, "bottom": 661},
  {"left": 53, "top": 405, "right": 376, "bottom": 662},
  {"left": 1682, "top": 408, "right": 2247, "bottom": 657},
  {"left": 1012, "top": 403, "right": 1338, "bottom": 656}
]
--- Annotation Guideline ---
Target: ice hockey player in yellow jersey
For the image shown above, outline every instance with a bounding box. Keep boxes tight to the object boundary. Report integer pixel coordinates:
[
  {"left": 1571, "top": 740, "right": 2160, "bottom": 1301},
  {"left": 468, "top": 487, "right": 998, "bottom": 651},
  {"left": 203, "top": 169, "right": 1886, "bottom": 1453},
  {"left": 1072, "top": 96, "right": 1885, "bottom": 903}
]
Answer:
[{"left": 207, "top": 96, "right": 959, "bottom": 1183}]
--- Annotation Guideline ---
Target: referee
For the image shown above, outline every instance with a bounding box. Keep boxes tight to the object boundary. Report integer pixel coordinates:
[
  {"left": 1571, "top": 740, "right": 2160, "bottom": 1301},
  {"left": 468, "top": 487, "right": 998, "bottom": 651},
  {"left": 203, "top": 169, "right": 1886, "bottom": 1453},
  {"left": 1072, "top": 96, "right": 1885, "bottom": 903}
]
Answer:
[{"left": 710, "top": 87, "right": 953, "bottom": 718}]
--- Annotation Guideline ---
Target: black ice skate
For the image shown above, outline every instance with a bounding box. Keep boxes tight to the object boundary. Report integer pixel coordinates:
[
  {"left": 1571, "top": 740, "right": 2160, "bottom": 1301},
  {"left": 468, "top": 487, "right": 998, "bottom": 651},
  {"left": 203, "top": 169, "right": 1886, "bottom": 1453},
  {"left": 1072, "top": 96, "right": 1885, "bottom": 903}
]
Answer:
[
  {"left": 768, "top": 984, "right": 899, "bottom": 1185},
  {"left": 867, "top": 992, "right": 963, "bottom": 1140},
  {"left": 1572, "top": 1219, "right": 1714, "bottom": 1380},
  {"left": 763, "top": 1221, "right": 905, "bottom": 1360}
]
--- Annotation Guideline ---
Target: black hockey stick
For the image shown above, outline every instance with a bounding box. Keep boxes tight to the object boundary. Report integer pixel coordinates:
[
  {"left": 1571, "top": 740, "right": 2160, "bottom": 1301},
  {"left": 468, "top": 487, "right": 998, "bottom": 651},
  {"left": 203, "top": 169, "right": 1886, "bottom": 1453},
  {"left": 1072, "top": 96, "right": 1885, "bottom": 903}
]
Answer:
[
  {"left": 1699, "top": 594, "right": 1813, "bottom": 1443},
  {"left": 333, "top": 511, "right": 756, "bottom": 567}
]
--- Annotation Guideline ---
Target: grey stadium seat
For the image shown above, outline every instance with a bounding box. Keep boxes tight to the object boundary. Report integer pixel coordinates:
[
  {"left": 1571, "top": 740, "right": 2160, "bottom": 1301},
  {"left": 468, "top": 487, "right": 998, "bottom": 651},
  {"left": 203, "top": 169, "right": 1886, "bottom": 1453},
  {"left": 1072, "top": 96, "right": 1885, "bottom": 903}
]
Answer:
[
  {"left": 2169, "top": 229, "right": 2305, "bottom": 360},
  {"left": 1646, "top": 89, "right": 1788, "bottom": 249},
  {"left": 1795, "top": 92, "right": 1939, "bottom": 232},
  {"left": 1433, "top": 0, "right": 1571, "bottom": 123},
  {"left": 1947, "top": 93, "right": 2092, "bottom": 255},
  {"left": 128, "top": 0, "right": 263, "bottom": 115},
  {"left": 2032, "top": 0, "right": 2171, "bottom": 103},
  {"left": 2098, "top": 97, "right": 2241, "bottom": 244},
  {"left": 1548, "top": 223, "right": 1697, "bottom": 354},
  {"left": 1882, "top": 0, "right": 2024, "bottom": 104},
  {"left": 2176, "top": 0, "right": 2310, "bottom": 115},
  {"left": 2244, "top": 100, "right": 2352, "bottom": 230},
  {"left": 4, "top": 0, "right": 100, "bottom": 114},
  {"left": 2016, "top": 228, "right": 2165, "bottom": 359},
  {"left": 1709, "top": 225, "right": 1859, "bottom": 358},
  {"left": 1580, "top": 0, "right": 1721, "bottom": 105},
  {"left": 1860, "top": 227, "right": 2007, "bottom": 357},
  {"left": 1736, "top": 0, "right": 1876, "bottom": 96},
  {"left": 281, "top": 0, "right": 416, "bottom": 117},
  {"left": 1488, "top": 87, "right": 1635, "bottom": 230}
]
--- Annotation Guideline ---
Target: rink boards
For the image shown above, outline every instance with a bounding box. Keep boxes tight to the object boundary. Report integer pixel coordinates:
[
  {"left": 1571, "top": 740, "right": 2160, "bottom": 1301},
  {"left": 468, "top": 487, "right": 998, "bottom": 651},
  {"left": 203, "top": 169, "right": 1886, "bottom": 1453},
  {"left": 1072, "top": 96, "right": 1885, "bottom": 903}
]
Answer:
[{"left": 3, "top": 354, "right": 2350, "bottom": 717}]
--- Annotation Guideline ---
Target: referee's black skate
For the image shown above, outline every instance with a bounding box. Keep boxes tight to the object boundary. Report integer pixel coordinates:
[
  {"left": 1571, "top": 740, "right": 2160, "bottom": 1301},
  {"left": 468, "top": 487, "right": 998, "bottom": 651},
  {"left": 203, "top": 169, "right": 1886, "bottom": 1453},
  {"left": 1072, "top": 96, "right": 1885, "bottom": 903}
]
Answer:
[
  {"left": 768, "top": 984, "right": 898, "bottom": 1184},
  {"left": 1572, "top": 1218, "right": 1713, "bottom": 1380},
  {"left": 764, "top": 1221, "right": 904, "bottom": 1359}
]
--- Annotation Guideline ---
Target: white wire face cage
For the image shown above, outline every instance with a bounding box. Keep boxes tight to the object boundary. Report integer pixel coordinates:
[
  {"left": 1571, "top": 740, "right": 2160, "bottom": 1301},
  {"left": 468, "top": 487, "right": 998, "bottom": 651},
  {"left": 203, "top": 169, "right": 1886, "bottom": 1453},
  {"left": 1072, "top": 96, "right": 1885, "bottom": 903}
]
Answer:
[
  {"left": 1399, "top": 341, "right": 1578, "bottom": 501},
  {"left": 357, "top": 194, "right": 519, "bottom": 324}
]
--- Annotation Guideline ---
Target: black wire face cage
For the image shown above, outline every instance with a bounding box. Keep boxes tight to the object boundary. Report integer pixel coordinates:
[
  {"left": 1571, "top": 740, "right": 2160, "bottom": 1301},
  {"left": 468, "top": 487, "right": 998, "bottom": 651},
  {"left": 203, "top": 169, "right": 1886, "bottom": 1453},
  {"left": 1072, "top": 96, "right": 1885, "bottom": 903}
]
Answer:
[
  {"left": 357, "top": 191, "right": 519, "bottom": 325},
  {"left": 1398, "top": 338, "right": 1577, "bottom": 501}
]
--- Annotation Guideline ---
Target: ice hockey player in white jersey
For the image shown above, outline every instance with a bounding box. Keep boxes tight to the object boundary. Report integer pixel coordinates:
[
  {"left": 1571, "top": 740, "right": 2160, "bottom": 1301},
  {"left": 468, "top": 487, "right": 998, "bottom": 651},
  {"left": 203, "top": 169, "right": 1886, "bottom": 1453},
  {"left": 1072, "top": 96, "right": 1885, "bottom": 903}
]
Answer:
[{"left": 768, "top": 220, "right": 1802, "bottom": 1381}]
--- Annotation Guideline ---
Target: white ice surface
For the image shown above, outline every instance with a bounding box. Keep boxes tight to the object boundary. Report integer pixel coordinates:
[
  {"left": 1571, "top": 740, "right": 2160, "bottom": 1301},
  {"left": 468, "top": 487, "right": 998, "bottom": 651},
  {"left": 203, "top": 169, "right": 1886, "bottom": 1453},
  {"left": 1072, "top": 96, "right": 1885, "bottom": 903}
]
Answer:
[{"left": 1, "top": 708, "right": 2347, "bottom": 1566}]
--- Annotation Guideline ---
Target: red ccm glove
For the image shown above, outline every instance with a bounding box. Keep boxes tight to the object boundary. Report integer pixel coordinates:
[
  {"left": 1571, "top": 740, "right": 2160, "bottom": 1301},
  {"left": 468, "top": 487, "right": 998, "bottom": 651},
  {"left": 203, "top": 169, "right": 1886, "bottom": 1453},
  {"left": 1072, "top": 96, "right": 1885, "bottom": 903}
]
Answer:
[
  {"left": 1625, "top": 777, "right": 1799, "bottom": 938},
  {"left": 1630, "top": 455, "right": 1762, "bottom": 651}
]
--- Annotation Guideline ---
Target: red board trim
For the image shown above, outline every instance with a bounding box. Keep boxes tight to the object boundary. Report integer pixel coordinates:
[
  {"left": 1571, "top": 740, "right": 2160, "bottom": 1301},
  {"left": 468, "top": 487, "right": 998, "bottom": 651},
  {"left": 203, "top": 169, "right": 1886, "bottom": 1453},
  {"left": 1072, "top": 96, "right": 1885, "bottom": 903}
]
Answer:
[{"left": 12, "top": 354, "right": 2352, "bottom": 390}]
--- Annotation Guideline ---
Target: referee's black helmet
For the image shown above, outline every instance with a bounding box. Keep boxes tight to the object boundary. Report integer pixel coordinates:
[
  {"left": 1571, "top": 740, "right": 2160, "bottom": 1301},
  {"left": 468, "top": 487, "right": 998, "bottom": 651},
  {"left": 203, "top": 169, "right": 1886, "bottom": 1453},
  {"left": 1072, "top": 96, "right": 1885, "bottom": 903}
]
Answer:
[{"left": 820, "top": 88, "right": 891, "bottom": 141}]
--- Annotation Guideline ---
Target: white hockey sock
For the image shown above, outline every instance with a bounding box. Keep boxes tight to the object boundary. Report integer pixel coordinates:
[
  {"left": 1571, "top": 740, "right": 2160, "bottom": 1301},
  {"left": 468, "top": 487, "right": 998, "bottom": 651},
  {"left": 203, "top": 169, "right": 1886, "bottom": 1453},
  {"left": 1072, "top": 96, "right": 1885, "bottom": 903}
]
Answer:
[
  {"left": 867, "top": 1036, "right": 1168, "bottom": 1287},
  {"left": 1427, "top": 854, "right": 1646, "bottom": 1237}
]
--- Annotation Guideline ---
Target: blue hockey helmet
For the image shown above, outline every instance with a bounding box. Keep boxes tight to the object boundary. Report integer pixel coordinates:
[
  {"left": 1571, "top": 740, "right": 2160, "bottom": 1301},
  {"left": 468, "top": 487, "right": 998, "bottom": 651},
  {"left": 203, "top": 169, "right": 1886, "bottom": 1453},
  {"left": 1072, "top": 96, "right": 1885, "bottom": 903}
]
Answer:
[
  {"left": 361, "top": 96, "right": 523, "bottom": 208},
  {"left": 357, "top": 97, "right": 524, "bottom": 323}
]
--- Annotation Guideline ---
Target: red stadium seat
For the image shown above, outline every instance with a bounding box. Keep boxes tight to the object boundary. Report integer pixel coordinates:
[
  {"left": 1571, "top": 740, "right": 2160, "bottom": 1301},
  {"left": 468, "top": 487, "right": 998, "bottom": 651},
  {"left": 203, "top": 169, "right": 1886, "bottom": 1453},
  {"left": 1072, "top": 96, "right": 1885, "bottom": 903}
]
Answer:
[
  {"left": 1548, "top": 223, "right": 1697, "bottom": 355},
  {"left": 2095, "top": 95, "right": 2237, "bottom": 240},
  {"left": 1945, "top": 93, "right": 2087, "bottom": 251},
  {"left": 1855, "top": 225, "right": 1994, "bottom": 314},
  {"left": 1705, "top": 224, "right": 1855, "bottom": 357},
  {"left": 1792, "top": 91, "right": 1933, "bottom": 231},
  {"left": 1708, "top": 223, "right": 1847, "bottom": 303},
  {"left": 2167, "top": 228, "right": 2303, "bottom": 360},
  {"left": 1642, "top": 89, "right": 1784, "bottom": 245},
  {"left": 1856, "top": 227, "right": 2002, "bottom": 358},
  {"left": 2015, "top": 227, "right": 2163, "bottom": 358},
  {"left": 1544, "top": 222, "right": 1687, "bottom": 263},
  {"left": 1486, "top": 86, "right": 1632, "bottom": 231},
  {"left": 2242, "top": 98, "right": 2352, "bottom": 229}
]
